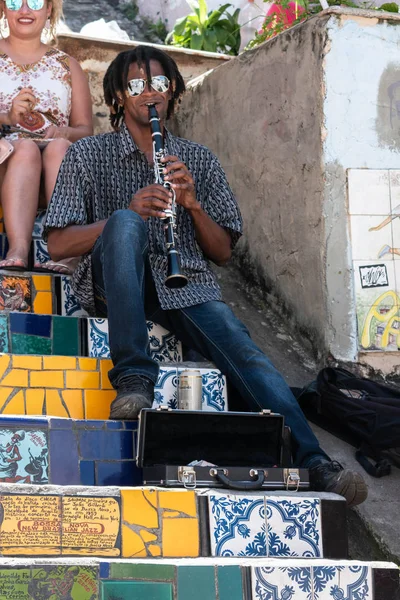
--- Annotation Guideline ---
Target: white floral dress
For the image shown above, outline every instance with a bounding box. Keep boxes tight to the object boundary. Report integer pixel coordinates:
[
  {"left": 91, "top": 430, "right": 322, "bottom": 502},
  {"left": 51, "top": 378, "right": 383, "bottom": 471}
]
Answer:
[{"left": 0, "top": 47, "right": 72, "bottom": 140}]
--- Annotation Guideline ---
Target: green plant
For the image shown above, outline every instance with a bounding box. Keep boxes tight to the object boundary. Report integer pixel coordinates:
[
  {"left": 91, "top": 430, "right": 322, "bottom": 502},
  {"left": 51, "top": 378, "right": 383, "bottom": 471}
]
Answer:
[
  {"left": 378, "top": 2, "right": 399, "bottom": 11},
  {"left": 122, "top": 0, "right": 139, "bottom": 21},
  {"left": 166, "top": 0, "right": 241, "bottom": 55}
]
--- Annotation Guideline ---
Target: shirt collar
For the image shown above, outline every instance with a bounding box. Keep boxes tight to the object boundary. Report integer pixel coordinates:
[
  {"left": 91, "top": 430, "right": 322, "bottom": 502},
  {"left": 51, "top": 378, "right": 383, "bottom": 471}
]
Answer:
[{"left": 118, "top": 121, "right": 177, "bottom": 157}]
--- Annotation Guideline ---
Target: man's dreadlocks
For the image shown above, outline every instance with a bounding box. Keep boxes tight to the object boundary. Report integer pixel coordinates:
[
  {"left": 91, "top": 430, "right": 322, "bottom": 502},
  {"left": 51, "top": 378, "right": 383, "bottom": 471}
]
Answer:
[{"left": 103, "top": 46, "right": 186, "bottom": 131}]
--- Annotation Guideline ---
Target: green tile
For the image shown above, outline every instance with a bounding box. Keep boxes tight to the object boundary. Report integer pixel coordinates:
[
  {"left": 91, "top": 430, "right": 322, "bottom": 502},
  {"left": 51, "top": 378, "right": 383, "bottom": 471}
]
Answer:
[
  {"left": 31, "top": 566, "right": 98, "bottom": 599},
  {"left": 101, "top": 581, "right": 172, "bottom": 600},
  {"left": 11, "top": 333, "right": 51, "bottom": 354},
  {"left": 0, "top": 314, "right": 9, "bottom": 353},
  {"left": 218, "top": 566, "right": 244, "bottom": 600},
  {"left": 52, "top": 316, "right": 79, "bottom": 356},
  {"left": 109, "top": 564, "right": 175, "bottom": 581},
  {"left": 0, "top": 568, "right": 30, "bottom": 598},
  {"left": 177, "top": 566, "right": 215, "bottom": 600}
]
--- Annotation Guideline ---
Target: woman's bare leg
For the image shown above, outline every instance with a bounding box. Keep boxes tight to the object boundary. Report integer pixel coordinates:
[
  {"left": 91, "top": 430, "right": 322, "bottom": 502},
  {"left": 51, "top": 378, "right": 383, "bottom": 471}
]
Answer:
[
  {"left": 0, "top": 139, "right": 41, "bottom": 269},
  {"left": 40, "top": 139, "right": 78, "bottom": 274}
]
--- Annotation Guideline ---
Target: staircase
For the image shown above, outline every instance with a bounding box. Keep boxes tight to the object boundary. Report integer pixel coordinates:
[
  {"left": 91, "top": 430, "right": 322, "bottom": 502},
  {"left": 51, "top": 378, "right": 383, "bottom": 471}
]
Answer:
[{"left": 0, "top": 209, "right": 398, "bottom": 600}]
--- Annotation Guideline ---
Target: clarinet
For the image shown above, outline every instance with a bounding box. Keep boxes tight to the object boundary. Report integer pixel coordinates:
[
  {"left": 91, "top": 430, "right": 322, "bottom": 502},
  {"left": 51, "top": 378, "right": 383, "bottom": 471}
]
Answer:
[{"left": 148, "top": 104, "right": 188, "bottom": 289}]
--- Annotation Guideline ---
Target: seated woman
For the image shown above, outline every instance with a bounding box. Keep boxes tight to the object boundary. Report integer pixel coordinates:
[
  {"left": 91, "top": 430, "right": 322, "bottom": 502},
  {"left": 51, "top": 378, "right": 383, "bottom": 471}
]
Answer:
[{"left": 0, "top": 0, "right": 93, "bottom": 273}]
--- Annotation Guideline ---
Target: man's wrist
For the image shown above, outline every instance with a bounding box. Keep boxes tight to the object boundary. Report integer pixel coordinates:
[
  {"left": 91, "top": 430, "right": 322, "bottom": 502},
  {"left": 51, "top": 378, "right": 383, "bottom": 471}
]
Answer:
[
  {"left": 187, "top": 200, "right": 202, "bottom": 216},
  {"left": 0, "top": 112, "right": 12, "bottom": 126}
]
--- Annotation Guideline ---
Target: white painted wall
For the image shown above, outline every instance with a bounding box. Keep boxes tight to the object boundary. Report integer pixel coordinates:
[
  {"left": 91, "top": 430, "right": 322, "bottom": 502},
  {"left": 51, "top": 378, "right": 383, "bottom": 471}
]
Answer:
[{"left": 322, "top": 12, "right": 400, "bottom": 363}]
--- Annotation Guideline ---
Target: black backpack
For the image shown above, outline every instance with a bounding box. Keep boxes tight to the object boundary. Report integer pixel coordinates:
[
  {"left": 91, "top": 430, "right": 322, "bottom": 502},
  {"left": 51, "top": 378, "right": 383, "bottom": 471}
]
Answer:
[{"left": 297, "top": 367, "right": 400, "bottom": 477}]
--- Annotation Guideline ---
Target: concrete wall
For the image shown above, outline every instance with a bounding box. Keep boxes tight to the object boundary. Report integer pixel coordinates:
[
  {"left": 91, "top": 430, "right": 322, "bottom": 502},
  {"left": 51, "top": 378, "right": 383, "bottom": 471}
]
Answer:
[
  {"left": 56, "top": 34, "right": 230, "bottom": 133},
  {"left": 171, "top": 8, "right": 400, "bottom": 371},
  {"left": 172, "top": 16, "right": 330, "bottom": 355}
]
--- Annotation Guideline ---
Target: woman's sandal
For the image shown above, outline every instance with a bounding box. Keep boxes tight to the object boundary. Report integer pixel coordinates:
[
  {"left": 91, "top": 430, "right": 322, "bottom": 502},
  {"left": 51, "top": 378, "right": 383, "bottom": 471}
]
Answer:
[
  {"left": 0, "top": 257, "right": 28, "bottom": 272},
  {"left": 33, "top": 260, "right": 74, "bottom": 276}
]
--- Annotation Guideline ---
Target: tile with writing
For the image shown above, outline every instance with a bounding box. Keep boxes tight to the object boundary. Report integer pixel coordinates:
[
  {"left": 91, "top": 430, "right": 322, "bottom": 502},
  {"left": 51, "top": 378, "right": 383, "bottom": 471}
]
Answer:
[
  {"left": 31, "top": 565, "right": 99, "bottom": 599},
  {"left": 0, "top": 274, "right": 31, "bottom": 312},
  {"left": 0, "top": 428, "right": 48, "bottom": 484}
]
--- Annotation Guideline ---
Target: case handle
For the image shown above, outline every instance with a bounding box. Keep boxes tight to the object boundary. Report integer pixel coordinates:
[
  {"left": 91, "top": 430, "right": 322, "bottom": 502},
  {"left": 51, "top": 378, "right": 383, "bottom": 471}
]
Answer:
[{"left": 210, "top": 468, "right": 265, "bottom": 491}]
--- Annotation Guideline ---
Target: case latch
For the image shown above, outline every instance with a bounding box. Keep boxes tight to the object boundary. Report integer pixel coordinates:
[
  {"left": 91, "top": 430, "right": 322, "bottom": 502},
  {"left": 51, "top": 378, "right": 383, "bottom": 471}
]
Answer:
[
  {"left": 260, "top": 409, "right": 272, "bottom": 415},
  {"left": 178, "top": 466, "right": 197, "bottom": 489},
  {"left": 284, "top": 468, "right": 301, "bottom": 491},
  {"left": 157, "top": 405, "right": 172, "bottom": 411}
]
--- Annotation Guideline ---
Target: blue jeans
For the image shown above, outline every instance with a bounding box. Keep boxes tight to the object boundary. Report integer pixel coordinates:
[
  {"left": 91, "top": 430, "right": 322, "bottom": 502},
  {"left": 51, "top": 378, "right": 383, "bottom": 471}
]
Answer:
[{"left": 91, "top": 210, "right": 329, "bottom": 467}]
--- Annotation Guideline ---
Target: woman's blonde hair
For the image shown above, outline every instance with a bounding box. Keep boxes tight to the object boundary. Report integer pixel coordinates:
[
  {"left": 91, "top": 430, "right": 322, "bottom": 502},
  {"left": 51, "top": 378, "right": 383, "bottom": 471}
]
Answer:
[{"left": 0, "top": 0, "right": 63, "bottom": 39}]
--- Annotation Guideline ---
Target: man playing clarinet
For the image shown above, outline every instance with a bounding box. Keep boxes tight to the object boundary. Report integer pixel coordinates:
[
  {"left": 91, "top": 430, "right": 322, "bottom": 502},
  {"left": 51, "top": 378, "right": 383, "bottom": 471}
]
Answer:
[{"left": 45, "top": 46, "right": 367, "bottom": 507}]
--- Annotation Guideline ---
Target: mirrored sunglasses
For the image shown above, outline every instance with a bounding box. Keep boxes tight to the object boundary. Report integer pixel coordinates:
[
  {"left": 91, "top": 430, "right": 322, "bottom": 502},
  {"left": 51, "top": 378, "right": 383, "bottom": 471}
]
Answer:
[
  {"left": 5, "top": 0, "right": 44, "bottom": 10},
  {"left": 127, "top": 75, "right": 170, "bottom": 97}
]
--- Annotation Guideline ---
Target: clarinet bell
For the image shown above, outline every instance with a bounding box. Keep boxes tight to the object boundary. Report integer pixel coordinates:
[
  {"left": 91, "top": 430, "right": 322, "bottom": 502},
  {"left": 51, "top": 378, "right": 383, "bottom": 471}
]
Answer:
[{"left": 165, "top": 250, "right": 188, "bottom": 289}]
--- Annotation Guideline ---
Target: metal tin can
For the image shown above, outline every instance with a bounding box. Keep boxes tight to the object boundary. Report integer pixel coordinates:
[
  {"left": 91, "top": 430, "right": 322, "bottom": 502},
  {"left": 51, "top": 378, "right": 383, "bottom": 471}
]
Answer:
[{"left": 178, "top": 370, "right": 203, "bottom": 411}]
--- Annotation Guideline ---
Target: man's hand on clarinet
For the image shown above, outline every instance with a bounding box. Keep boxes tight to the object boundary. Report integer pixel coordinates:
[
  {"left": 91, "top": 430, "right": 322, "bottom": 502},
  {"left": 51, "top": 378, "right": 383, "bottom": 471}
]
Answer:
[
  {"left": 161, "top": 155, "right": 199, "bottom": 212},
  {"left": 128, "top": 184, "right": 172, "bottom": 221}
]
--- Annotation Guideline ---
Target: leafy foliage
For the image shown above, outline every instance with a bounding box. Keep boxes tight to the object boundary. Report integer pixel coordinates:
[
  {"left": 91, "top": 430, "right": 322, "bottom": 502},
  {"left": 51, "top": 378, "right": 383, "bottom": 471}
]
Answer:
[
  {"left": 166, "top": 0, "right": 241, "bottom": 55},
  {"left": 379, "top": 2, "right": 399, "bottom": 11}
]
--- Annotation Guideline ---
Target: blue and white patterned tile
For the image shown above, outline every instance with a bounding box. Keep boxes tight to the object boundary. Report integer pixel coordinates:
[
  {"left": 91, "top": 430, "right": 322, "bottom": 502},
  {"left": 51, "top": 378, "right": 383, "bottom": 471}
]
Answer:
[
  {"left": 87, "top": 318, "right": 183, "bottom": 361},
  {"left": 266, "top": 497, "right": 322, "bottom": 558},
  {"left": 33, "top": 238, "right": 51, "bottom": 268},
  {"left": 252, "top": 565, "right": 311, "bottom": 600},
  {"left": 147, "top": 321, "right": 182, "bottom": 362},
  {"left": 251, "top": 564, "right": 373, "bottom": 600},
  {"left": 32, "top": 210, "right": 46, "bottom": 239},
  {"left": 208, "top": 492, "right": 267, "bottom": 557},
  {"left": 88, "top": 318, "right": 110, "bottom": 358},
  {"left": 60, "top": 275, "right": 89, "bottom": 317},
  {"left": 152, "top": 366, "right": 228, "bottom": 411}
]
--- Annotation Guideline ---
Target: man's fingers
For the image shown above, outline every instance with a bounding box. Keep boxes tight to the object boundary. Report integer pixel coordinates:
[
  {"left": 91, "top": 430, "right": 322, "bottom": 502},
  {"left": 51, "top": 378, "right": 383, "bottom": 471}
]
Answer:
[{"left": 164, "top": 169, "right": 190, "bottom": 181}]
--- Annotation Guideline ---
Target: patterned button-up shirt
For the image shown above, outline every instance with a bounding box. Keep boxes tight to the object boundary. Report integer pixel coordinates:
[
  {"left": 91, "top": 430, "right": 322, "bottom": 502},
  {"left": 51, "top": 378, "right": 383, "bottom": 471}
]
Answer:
[{"left": 44, "top": 122, "right": 243, "bottom": 315}]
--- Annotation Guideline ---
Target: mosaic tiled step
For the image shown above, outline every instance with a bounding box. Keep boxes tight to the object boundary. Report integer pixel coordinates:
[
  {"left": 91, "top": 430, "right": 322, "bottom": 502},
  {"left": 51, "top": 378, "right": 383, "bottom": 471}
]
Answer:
[
  {"left": 0, "top": 415, "right": 141, "bottom": 487},
  {"left": 204, "top": 489, "right": 347, "bottom": 559},
  {"left": 0, "top": 355, "right": 227, "bottom": 418},
  {"left": 0, "top": 311, "right": 183, "bottom": 362},
  {"left": 0, "top": 484, "right": 201, "bottom": 559},
  {"left": 0, "top": 558, "right": 397, "bottom": 600},
  {"left": 0, "top": 479, "right": 347, "bottom": 560}
]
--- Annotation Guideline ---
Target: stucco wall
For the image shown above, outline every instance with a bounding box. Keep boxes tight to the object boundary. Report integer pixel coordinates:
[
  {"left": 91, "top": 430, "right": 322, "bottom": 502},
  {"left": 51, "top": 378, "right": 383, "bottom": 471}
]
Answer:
[
  {"left": 322, "top": 11, "right": 400, "bottom": 364},
  {"left": 171, "top": 16, "right": 330, "bottom": 353},
  {"left": 56, "top": 34, "right": 230, "bottom": 134}
]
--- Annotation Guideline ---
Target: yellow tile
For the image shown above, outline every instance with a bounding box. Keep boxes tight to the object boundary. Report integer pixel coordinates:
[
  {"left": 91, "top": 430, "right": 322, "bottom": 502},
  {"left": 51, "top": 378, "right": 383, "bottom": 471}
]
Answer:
[
  {"left": 164, "top": 511, "right": 181, "bottom": 518},
  {"left": 61, "top": 390, "right": 84, "bottom": 419},
  {"left": 84, "top": 390, "right": 116, "bottom": 420},
  {"left": 43, "top": 356, "right": 76, "bottom": 370},
  {"left": 0, "top": 354, "right": 11, "bottom": 380},
  {"left": 66, "top": 371, "right": 99, "bottom": 389},
  {"left": 0, "top": 387, "right": 15, "bottom": 413},
  {"left": 143, "top": 489, "right": 158, "bottom": 510},
  {"left": 12, "top": 355, "right": 42, "bottom": 370},
  {"left": 162, "top": 517, "right": 199, "bottom": 557},
  {"left": 30, "top": 371, "right": 64, "bottom": 388},
  {"left": 122, "top": 489, "right": 159, "bottom": 529},
  {"left": 62, "top": 547, "right": 120, "bottom": 557},
  {"left": 32, "top": 275, "right": 52, "bottom": 291},
  {"left": 140, "top": 530, "right": 158, "bottom": 543},
  {"left": 121, "top": 525, "right": 147, "bottom": 558},
  {"left": 1, "top": 390, "right": 25, "bottom": 415},
  {"left": 78, "top": 358, "right": 98, "bottom": 371},
  {"left": 2, "top": 369, "right": 29, "bottom": 387},
  {"left": 100, "top": 359, "right": 113, "bottom": 390},
  {"left": 26, "top": 389, "right": 45, "bottom": 415},
  {"left": 46, "top": 390, "right": 69, "bottom": 418},
  {"left": 148, "top": 544, "right": 161, "bottom": 557},
  {"left": 3, "top": 548, "right": 60, "bottom": 556},
  {"left": 159, "top": 491, "right": 197, "bottom": 517},
  {"left": 33, "top": 291, "right": 53, "bottom": 315}
]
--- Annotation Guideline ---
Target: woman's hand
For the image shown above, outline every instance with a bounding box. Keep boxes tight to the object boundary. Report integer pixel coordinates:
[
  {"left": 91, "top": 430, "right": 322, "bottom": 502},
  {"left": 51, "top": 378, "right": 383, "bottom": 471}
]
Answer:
[
  {"left": 7, "top": 88, "right": 36, "bottom": 126},
  {"left": 43, "top": 126, "right": 71, "bottom": 140}
]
